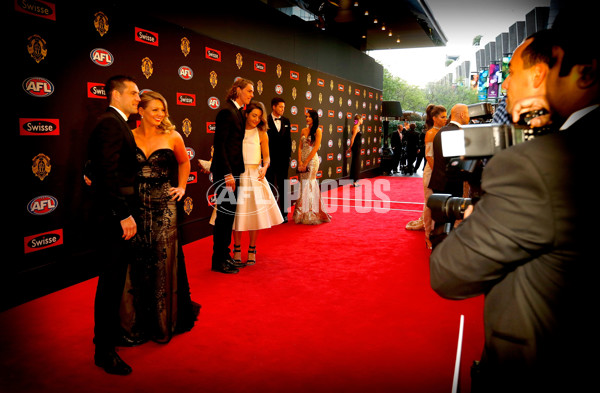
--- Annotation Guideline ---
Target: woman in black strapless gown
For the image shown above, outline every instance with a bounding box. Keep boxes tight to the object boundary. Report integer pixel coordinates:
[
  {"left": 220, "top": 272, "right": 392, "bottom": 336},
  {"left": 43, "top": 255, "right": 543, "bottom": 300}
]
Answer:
[{"left": 120, "top": 91, "right": 199, "bottom": 344}]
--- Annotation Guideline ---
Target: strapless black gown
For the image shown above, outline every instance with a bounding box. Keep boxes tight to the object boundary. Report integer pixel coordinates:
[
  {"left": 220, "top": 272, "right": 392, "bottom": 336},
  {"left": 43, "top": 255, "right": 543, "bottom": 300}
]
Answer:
[{"left": 120, "top": 148, "right": 199, "bottom": 343}]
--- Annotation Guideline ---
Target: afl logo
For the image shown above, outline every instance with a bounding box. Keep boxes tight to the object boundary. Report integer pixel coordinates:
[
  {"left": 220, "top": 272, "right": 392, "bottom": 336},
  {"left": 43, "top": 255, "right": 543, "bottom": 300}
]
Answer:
[
  {"left": 186, "top": 147, "right": 195, "bottom": 160},
  {"left": 328, "top": 139, "right": 333, "bottom": 148},
  {"left": 28, "top": 195, "right": 58, "bottom": 215},
  {"left": 90, "top": 48, "right": 114, "bottom": 66},
  {"left": 275, "top": 84, "right": 283, "bottom": 95},
  {"left": 290, "top": 159, "right": 298, "bottom": 169},
  {"left": 208, "top": 97, "right": 220, "bottom": 109},
  {"left": 329, "top": 95, "right": 334, "bottom": 104},
  {"left": 290, "top": 106, "right": 298, "bottom": 116},
  {"left": 23, "top": 77, "right": 54, "bottom": 97},
  {"left": 179, "top": 66, "right": 193, "bottom": 80},
  {"left": 305, "top": 91, "right": 312, "bottom": 100}
]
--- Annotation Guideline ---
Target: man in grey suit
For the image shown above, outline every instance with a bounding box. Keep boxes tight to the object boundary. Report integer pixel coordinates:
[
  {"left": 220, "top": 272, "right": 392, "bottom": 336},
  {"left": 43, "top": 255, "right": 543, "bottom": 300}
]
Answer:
[{"left": 430, "top": 9, "right": 598, "bottom": 393}]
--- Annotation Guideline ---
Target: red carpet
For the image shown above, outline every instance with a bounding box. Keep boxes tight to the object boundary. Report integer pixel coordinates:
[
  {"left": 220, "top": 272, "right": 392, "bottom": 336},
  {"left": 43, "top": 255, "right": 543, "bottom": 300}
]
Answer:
[{"left": 1, "top": 176, "right": 484, "bottom": 393}]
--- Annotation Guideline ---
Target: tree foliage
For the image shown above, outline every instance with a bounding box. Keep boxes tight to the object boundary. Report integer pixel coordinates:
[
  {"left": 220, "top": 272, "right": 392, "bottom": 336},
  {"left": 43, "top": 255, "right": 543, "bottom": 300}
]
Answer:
[{"left": 382, "top": 67, "right": 479, "bottom": 116}]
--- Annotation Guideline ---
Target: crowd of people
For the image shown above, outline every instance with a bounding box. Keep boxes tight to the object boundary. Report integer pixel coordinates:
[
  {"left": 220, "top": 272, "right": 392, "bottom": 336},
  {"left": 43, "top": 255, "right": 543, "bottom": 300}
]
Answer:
[
  {"left": 390, "top": 122, "right": 424, "bottom": 176},
  {"left": 83, "top": 6, "right": 597, "bottom": 390}
]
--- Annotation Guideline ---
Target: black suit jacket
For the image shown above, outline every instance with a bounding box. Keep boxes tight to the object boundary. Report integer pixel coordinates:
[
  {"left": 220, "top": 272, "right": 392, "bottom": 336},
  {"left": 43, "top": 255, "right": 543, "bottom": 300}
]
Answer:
[
  {"left": 430, "top": 107, "right": 599, "bottom": 392},
  {"left": 87, "top": 107, "right": 138, "bottom": 221},
  {"left": 266, "top": 114, "right": 291, "bottom": 166},
  {"left": 391, "top": 130, "right": 402, "bottom": 151},
  {"left": 428, "top": 122, "right": 462, "bottom": 193},
  {"left": 210, "top": 100, "right": 245, "bottom": 179}
]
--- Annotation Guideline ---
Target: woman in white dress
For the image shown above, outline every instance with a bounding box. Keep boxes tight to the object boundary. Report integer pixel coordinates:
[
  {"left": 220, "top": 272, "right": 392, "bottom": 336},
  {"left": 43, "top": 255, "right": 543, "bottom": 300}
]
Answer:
[
  {"left": 231, "top": 101, "right": 283, "bottom": 265},
  {"left": 292, "top": 109, "right": 332, "bottom": 224}
]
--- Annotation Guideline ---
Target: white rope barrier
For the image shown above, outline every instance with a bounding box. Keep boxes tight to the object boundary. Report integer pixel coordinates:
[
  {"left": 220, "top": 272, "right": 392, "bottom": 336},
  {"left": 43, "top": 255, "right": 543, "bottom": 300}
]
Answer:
[{"left": 452, "top": 315, "right": 465, "bottom": 393}]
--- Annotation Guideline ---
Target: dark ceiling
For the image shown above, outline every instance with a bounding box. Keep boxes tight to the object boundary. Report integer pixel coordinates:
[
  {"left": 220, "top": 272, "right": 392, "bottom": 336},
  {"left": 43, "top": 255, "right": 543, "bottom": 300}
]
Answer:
[{"left": 264, "top": 0, "right": 447, "bottom": 51}]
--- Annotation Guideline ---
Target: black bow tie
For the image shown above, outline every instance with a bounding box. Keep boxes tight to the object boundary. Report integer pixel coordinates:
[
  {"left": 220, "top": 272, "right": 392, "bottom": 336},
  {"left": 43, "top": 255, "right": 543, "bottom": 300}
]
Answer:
[{"left": 274, "top": 118, "right": 281, "bottom": 121}]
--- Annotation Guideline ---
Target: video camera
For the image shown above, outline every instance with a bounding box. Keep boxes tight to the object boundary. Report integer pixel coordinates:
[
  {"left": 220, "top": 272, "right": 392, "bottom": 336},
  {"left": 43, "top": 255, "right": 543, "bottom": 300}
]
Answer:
[{"left": 427, "top": 104, "right": 550, "bottom": 236}]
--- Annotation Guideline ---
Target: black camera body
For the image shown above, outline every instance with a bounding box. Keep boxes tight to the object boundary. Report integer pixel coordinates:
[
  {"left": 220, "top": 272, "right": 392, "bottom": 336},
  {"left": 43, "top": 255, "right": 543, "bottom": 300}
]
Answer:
[{"left": 427, "top": 107, "right": 550, "bottom": 242}]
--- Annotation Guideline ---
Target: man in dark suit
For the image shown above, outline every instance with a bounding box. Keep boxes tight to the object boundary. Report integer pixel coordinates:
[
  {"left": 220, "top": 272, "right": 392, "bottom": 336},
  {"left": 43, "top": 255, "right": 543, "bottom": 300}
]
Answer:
[
  {"left": 428, "top": 103, "right": 470, "bottom": 197},
  {"left": 265, "top": 97, "right": 291, "bottom": 222},
  {"left": 210, "top": 78, "right": 254, "bottom": 274},
  {"left": 390, "top": 123, "right": 403, "bottom": 174},
  {"left": 430, "top": 11, "right": 598, "bottom": 392},
  {"left": 403, "top": 123, "right": 419, "bottom": 175},
  {"left": 86, "top": 75, "right": 140, "bottom": 375}
]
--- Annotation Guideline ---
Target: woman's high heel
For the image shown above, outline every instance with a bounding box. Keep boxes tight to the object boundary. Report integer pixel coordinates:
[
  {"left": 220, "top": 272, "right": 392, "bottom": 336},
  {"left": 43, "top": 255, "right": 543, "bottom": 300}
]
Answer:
[
  {"left": 233, "top": 244, "right": 242, "bottom": 264},
  {"left": 246, "top": 246, "right": 256, "bottom": 266}
]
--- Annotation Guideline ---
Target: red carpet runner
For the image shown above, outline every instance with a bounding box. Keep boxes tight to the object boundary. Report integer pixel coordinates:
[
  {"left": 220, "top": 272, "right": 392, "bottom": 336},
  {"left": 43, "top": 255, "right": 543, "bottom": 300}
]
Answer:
[{"left": 1, "top": 176, "right": 483, "bottom": 393}]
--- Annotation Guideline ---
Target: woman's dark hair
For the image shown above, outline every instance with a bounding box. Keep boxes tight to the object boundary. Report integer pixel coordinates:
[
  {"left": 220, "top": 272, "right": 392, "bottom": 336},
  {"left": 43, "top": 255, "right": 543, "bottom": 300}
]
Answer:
[
  {"left": 244, "top": 101, "right": 267, "bottom": 131},
  {"left": 307, "top": 109, "right": 319, "bottom": 141},
  {"left": 425, "top": 104, "right": 446, "bottom": 130}
]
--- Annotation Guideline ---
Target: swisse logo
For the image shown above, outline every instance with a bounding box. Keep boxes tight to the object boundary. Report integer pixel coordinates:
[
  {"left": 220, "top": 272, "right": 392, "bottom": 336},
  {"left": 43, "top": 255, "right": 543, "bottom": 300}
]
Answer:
[
  {"left": 188, "top": 171, "right": 198, "bottom": 184},
  {"left": 205, "top": 47, "right": 221, "bottom": 62},
  {"left": 290, "top": 71, "right": 299, "bottom": 80},
  {"left": 16, "top": 0, "right": 56, "bottom": 20},
  {"left": 23, "top": 77, "right": 54, "bottom": 97},
  {"left": 207, "top": 96, "right": 220, "bottom": 109},
  {"left": 20, "top": 118, "right": 60, "bottom": 136},
  {"left": 179, "top": 66, "right": 193, "bottom": 80},
  {"left": 28, "top": 195, "right": 58, "bottom": 215},
  {"left": 87, "top": 82, "right": 106, "bottom": 98},
  {"left": 90, "top": 48, "right": 114, "bottom": 66},
  {"left": 327, "top": 153, "right": 334, "bottom": 161},
  {"left": 338, "top": 84, "right": 345, "bottom": 92},
  {"left": 291, "top": 124, "right": 298, "bottom": 133},
  {"left": 206, "top": 122, "right": 216, "bottom": 133},
  {"left": 254, "top": 61, "right": 266, "bottom": 72},
  {"left": 24, "top": 229, "right": 63, "bottom": 254},
  {"left": 317, "top": 79, "right": 325, "bottom": 87},
  {"left": 177, "top": 93, "right": 196, "bottom": 106},
  {"left": 135, "top": 27, "right": 159, "bottom": 46}
]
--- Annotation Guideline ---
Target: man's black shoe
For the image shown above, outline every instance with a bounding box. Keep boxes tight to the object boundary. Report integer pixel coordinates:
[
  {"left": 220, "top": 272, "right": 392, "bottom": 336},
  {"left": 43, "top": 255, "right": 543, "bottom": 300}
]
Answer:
[
  {"left": 211, "top": 259, "right": 239, "bottom": 274},
  {"left": 95, "top": 350, "right": 132, "bottom": 375}
]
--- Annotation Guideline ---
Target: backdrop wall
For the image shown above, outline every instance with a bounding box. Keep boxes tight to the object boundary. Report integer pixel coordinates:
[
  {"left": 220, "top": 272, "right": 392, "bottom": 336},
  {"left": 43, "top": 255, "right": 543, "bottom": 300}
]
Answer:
[{"left": 13, "top": 0, "right": 383, "bottom": 309}]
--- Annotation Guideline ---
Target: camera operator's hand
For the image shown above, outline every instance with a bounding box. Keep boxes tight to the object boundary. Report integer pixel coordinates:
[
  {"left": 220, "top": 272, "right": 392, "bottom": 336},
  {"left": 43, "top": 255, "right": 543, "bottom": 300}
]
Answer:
[
  {"left": 511, "top": 96, "right": 552, "bottom": 129},
  {"left": 463, "top": 204, "right": 474, "bottom": 219}
]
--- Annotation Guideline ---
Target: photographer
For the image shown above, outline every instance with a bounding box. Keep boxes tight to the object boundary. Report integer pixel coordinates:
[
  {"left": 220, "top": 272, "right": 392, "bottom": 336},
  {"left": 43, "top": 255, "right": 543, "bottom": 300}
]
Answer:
[{"left": 429, "top": 8, "right": 599, "bottom": 393}]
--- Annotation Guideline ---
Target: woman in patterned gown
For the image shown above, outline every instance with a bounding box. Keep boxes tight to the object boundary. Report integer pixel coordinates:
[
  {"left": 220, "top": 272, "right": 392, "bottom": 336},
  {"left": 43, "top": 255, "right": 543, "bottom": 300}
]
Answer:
[
  {"left": 293, "top": 109, "right": 332, "bottom": 225},
  {"left": 120, "top": 91, "right": 199, "bottom": 344}
]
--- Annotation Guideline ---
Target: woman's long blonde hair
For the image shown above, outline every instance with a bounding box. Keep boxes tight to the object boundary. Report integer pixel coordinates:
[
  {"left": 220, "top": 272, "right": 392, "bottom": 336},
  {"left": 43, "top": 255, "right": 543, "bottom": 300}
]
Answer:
[{"left": 139, "top": 90, "right": 175, "bottom": 133}]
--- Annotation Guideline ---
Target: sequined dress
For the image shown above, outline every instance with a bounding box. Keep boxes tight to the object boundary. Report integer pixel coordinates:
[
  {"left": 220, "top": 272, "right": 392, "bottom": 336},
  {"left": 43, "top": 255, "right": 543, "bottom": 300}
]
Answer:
[
  {"left": 120, "top": 148, "right": 199, "bottom": 343},
  {"left": 293, "top": 135, "right": 332, "bottom": 224}
]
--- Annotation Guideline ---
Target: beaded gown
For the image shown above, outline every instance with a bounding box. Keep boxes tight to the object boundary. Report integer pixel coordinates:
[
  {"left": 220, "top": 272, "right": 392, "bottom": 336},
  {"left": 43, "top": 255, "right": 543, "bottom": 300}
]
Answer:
[
  {"left": 120, "top": 147, "right": 199, "bottom": 343},
  {"left": 293, "top": 135, "right": 332, "bottom": 224}
]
